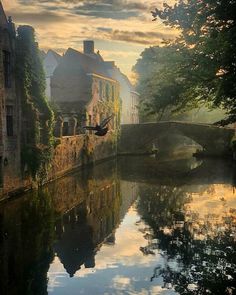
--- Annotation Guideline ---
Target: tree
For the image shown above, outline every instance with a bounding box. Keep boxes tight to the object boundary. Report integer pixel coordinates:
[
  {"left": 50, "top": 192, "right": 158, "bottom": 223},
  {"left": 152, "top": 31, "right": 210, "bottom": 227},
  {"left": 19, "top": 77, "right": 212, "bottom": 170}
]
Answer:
[
  {"left": 134, "top": 45, "right": 192, "bottom": 121},
  {"left": 150, "top": 0, "right": 236, "bottom": 125}
]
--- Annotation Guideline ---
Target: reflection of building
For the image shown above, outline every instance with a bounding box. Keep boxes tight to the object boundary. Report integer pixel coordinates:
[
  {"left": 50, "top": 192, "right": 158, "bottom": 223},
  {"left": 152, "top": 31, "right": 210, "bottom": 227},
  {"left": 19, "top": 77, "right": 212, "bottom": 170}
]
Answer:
[
  {"left": 120, "top": 180, "right": 139, "bottom": 220},
  {"left": 0, "top": 4, "right": 21, "bottom": 194},
  {"left": 43, "top": 50, "right": 61, "bottom": 100},
  {"left": 105, "top": 62, "right": 139, "bottom": 124},
  {"left": 54, "top": 177, "right": 121, "bottom": 277},
  {"left": 0, "top": 156, "right": 146, "bottom": 290},
  {"left": 54, "top": 204, "right": 95, "bottom": 277},
  {"left": 51, "top": 41, "right": 120, "bottom": 137}
]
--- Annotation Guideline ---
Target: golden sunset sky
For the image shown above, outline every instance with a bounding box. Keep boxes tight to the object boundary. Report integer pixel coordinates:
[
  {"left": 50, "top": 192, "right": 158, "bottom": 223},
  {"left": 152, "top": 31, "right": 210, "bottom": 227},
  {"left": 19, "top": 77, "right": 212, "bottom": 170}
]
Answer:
[{"left": 2, "top": 0, "right": 177, "bottom": 79}]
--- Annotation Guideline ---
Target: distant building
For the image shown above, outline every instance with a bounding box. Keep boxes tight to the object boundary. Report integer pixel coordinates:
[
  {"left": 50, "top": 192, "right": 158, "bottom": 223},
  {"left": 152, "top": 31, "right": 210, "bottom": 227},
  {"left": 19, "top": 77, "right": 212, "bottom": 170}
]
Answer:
[
  {"left": 51, "top": 40, "right": 120, "bottom": 137},
  {"left": 43, "top": 49, "right": 61, "bottom": 99},
  {"left": 0, "top": 3, "right": 21, "bottom": 194},
  {"left": 105, "top": 62, "right": 139, "bottom": 124}
]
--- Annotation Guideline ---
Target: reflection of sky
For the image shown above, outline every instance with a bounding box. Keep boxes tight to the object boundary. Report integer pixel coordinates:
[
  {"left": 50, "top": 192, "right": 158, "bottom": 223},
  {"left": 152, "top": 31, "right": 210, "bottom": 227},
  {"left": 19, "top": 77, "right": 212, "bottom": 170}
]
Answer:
[
  {"left": 47, "top": 178, "right": 236, "bottom": 294},
  {"left": 185, "top": 184, "right": 236, "bottom": 239},
  {"left": 47, "top": 205, "right": 177, "bottom": 295},
  {"left": 2, "top": 0, "right": 177, "bottom": 80}
]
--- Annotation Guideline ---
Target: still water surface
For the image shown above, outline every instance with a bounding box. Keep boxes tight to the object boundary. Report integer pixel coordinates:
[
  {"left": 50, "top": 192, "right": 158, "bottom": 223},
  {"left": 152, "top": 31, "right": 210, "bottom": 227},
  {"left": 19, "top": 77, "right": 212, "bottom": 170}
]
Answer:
[{"left": 0, "top": 155, "right": 235, "bottom": 295}]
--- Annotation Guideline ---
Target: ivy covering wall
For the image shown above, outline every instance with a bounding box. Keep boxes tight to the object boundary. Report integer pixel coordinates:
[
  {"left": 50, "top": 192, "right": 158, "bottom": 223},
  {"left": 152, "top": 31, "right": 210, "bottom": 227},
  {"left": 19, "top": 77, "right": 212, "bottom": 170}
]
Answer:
[{"left": 16, "top": 25, "right": 54, "bottom": 181}]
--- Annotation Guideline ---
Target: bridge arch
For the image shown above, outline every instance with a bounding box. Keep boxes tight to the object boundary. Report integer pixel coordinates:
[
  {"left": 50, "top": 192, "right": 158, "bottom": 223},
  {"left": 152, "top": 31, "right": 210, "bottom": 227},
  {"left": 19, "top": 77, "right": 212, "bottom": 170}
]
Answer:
[{"left": 118, "top": 122, "right": 234, "bottom": 157}]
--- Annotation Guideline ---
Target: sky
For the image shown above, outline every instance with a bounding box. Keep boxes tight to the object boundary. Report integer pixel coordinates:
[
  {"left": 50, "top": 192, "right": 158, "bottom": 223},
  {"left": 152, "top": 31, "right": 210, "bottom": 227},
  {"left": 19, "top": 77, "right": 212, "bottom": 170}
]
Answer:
[{"left": 2, "top": 0, "right": 177, "bottom": 81}]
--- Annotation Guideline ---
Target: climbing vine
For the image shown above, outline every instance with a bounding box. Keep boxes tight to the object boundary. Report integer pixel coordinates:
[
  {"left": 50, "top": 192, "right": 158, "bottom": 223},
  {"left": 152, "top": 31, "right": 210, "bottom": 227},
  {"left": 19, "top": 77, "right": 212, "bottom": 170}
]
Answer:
[{"left": 16, "top": 25, "right": 54, "bottom": 181}]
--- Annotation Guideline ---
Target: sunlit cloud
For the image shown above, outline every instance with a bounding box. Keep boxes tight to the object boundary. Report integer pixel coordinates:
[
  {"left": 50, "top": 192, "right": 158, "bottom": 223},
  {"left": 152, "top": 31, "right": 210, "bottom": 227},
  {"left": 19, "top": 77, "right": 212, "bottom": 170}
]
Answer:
[{"left": 2, "top": 0, "right": 178, "bottom": 79}]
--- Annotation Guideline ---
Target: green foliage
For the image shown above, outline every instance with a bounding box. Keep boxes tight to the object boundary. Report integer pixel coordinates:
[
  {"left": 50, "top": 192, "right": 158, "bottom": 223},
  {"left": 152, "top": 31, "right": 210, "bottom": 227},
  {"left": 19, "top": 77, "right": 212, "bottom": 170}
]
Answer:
[
  {"left": 136, "top": 0, "right": 236, "bottom": 124},
  {"left": 16, "top": 25, "right": 55, "bottom": 181},
  {"left": 134, "top": 45, "right": 199, "bottom": 121}
]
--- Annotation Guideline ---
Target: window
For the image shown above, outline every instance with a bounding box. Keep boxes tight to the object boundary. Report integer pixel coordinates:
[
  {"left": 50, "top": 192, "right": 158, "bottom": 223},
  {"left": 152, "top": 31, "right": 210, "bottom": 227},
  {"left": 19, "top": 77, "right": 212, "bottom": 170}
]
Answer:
[
  {"left": 88, "top": 115, "right": 92, "bottom": 126},
  {"left": 88, "top": 115, "right": 92, "bottom": 134},
  {"left": 0, "top": 157, "right": 3, "bottom": 188},
  {"left": 62, "top": 121, "right": 69, "bottom": 136},
  {"left": 111, "top": 85, "right": 115, "bottom": 101},
  {"left": 105, "top": 84, "right": 110, "bottom": 100},
  {"left": 3, "top": 50, "right": 11, "bottom": 88},
  {"left": 6, "top": 106, "right": 13, "bottom": 136},
  {"left": 99, "top": 81, "right": 103, "bottom": 99}
]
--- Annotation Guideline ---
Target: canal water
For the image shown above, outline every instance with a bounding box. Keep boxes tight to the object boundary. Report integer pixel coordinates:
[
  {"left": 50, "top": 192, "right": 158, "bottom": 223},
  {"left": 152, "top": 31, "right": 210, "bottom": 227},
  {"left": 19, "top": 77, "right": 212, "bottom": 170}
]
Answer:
[{"left": 0, "top": 154, "right": 235, "bottom": 295}]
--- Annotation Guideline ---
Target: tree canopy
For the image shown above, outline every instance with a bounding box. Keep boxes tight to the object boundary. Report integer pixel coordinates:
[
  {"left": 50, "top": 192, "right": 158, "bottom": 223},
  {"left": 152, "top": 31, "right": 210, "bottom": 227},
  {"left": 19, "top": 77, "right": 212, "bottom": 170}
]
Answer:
[{"left": 135, "top": 0, "right": 236, "bottom": 125}]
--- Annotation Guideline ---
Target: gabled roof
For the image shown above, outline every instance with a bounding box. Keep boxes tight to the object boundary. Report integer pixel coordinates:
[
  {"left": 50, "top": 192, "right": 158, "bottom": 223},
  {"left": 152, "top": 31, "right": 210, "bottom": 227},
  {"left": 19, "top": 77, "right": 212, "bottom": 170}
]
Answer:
[
  {"left": 47, "top": 49, "right": 62, "bottom": 63},
  {"left": 62, "top": 47, "right": 111, "bottom": 78}
]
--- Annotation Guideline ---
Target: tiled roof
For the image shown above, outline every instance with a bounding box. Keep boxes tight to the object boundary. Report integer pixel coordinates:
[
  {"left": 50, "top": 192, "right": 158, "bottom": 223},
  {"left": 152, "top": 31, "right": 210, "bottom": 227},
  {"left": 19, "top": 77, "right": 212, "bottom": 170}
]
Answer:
[{"left": 62, "top": 47, "right": 111, "bottom": 78}]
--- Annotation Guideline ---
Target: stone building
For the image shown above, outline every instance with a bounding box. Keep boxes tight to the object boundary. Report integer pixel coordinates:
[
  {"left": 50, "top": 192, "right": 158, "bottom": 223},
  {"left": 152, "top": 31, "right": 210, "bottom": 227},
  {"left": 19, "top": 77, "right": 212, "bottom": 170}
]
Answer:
[
  {"left": 51, "top": 41, "right": 120, "bottom": 137},
  {"left": 105, "top": 62, "right": 139, "bottom": 124},
  {"left": 43, "top": 49, "right": 61, "bottom": 100},
  {"left": 0, "top": 3, "right": 21, "bottom": 195}
]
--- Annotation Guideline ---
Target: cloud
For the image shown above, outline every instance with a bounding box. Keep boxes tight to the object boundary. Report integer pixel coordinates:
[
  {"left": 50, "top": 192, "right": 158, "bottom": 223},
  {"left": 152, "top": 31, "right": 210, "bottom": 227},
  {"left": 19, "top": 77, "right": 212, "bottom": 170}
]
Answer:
[
  {"left": 2, "top": 0, "right": 178, "bottom": 79},
  {"left": 112, "top": 29, "right": 174, "bottom": 44},
  {"left": 96, "top": 28, "right": 175, "bottom": 45},
  {"left": 75, "top": 9, "right": 138, "bottom": 20},
  {"left": 76, "top": 1, "right": 147, "bottom": 20},
  {"left": 97, "top": 27, "right": 113, "bottom": 33},
  {"left": 12, "top": 11, "right": 65, "bottom": 24},
  {"left": 17, "top": 0, "right": 149, "bottom": 20}
]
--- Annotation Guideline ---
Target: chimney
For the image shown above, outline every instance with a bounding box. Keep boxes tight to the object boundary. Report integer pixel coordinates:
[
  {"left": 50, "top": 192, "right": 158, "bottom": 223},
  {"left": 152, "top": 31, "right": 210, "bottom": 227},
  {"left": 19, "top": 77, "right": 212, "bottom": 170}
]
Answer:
[{"left": 83, "top": 40, "right": 94, "bottom": 54}]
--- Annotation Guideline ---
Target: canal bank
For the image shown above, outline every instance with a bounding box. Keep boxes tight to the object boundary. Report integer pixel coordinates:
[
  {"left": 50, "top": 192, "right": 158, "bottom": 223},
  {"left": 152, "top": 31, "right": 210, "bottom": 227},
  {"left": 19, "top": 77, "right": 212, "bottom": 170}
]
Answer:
[{"left": 1, "top": 131, "right": 118, "bottom": 201}]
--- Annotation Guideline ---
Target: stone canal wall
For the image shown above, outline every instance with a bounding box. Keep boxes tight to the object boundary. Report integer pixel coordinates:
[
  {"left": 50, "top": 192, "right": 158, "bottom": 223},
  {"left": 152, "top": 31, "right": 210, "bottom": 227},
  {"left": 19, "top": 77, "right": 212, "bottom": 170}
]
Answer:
[
  {"left": 47, "top": 132, "right": 117, "bottom": 181},
  {"left": 1, "top": 131, "right": 117, "bottom": 200}
]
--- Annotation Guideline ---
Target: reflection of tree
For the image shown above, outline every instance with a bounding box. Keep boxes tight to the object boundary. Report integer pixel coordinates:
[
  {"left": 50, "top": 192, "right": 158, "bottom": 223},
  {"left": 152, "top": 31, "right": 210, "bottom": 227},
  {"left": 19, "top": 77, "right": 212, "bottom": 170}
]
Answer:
[
  {"left": 137, "top": 184, "right": 236, "bottom": 295},
  {"left": 0, "top": 190, "right": 55, "bottom": 295}
]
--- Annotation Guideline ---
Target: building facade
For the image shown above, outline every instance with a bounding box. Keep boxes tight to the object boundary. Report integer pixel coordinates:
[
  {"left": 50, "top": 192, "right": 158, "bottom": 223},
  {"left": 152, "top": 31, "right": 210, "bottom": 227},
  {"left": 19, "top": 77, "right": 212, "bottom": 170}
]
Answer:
[
  {"left": 43, "top": 49, "right": 61, "bottom": 100},
  {"left": 105, "top": 62, "right": 139, "bottom": 124},
  {"left": 51, "top": 41, "right": 120, "bottom": 137},
  {"left": 0, "top": 3, "right": 22, "bottom": 195}
]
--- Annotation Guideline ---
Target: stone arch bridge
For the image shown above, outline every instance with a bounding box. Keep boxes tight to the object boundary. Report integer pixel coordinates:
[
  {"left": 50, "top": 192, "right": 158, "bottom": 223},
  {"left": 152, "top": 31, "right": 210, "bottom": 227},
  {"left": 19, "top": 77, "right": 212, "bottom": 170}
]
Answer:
[{"left": 118, "top": 121, "right": 235, "bottom": 156}]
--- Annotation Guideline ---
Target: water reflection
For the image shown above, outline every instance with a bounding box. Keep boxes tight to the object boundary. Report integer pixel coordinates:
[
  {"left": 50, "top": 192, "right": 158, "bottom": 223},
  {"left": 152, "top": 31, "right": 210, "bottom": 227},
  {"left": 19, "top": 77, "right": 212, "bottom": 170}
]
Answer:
[
  {"left": 0, "top": 155, "right": 235, "bottom": 295},
  {"left": 136, "top": 173, "right": 236, "bottom": 294},
  {"left": 0, "top": 190, "right": 54, "bottom": 295}
]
